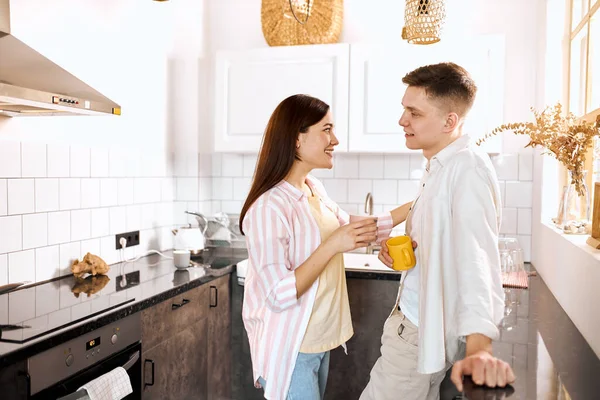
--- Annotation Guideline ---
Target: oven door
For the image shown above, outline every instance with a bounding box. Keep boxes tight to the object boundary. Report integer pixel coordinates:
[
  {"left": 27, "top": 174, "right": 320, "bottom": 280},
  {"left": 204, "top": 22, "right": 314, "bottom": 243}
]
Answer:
[{"left": 30, "top": 342, "right": 142, "bottom": 400}]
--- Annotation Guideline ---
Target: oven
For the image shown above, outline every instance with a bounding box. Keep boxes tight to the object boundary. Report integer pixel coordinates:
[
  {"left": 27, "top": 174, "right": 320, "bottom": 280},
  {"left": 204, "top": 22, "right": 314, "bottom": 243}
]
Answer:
[{"left": 25, "top": 313, "right": 141, "bottom": 400}]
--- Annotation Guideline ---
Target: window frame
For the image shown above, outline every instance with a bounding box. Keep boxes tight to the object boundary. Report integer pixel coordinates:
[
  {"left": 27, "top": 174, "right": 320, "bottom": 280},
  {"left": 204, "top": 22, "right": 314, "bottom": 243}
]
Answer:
[{"left": 566, "top": 0, "right": 600, "bottom": 201}]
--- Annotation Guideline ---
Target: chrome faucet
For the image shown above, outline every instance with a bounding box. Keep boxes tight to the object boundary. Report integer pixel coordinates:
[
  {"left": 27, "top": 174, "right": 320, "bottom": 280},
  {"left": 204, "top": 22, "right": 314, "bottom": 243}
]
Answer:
[{"left": 364, "top": 192, "right": 374, "bottom": 254}]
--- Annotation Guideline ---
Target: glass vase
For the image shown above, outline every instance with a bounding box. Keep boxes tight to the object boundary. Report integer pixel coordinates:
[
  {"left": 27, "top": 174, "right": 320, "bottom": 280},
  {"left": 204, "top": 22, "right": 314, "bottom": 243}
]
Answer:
[{"left": 556, "top": 170, "right": 590, "bottom": 234}]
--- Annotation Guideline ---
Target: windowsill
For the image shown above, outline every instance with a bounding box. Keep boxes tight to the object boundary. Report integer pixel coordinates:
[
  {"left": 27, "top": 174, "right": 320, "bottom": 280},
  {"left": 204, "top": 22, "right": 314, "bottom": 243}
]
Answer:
[{"left": 540, "top": 220, "right": 600, "bottom": 262}]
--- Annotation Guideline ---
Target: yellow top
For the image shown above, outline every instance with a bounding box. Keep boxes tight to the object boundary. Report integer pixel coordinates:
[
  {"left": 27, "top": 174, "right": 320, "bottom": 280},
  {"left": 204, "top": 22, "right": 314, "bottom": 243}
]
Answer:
[{"left": 300, "top": 194, "right": 353, "bottom": 353}]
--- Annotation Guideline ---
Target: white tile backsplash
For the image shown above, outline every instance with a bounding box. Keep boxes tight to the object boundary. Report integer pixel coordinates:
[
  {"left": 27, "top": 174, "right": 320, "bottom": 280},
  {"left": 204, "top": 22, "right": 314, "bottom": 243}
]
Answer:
[
  {"left": 373, "top": 180, "right": 398, "bottom": 205},
  {"left": 384, "top": 155, "right": 410, "bottom": 179},
  {"left": 70, "top": 146, "right": 91, "bottom": 178},
  {"left": 90, "top": 148, "right": 110, "bottom": 177},
  {"left": 518, "top": 154, "right": 533, "bottom": 181},
  {"left": 71, "top": 209, "right": 92, "bottom": 241},
  {"left": 492, "top": 154, "right": 519, "bottom": 181},
  {"left": 334, "top": 155, "right": 359, "bottom": 179},
  {"left": 81, "top": 179, "right": 101, "bottom": 209},
  {"left": 35, "top": 245, "right": 60, "bottom": 281},
  {"left": 0, "top": 215, "right": 22, "bottom": 253},
  {"left": 176, "top": 177, "right": 199, "bottom": 201},
  {"left": 213, "top": 178, "right": 233, "bottom": 200},
  {"left": 47, "top": 144, "right": 70, "bottom": 178},
  {"left": 348, "top": 180, "right": 373, "bottom": 203},
  {"left": 126, "top": 205, "right": 142, "bottom": 231},
  {"left": 59, "top": 178, "right": 81, "bottom": 211},
  {"left": 0, "top": 179, "right": 6, "bottom": 216},
  {"left": 221, "top": 154, "right": 244, "bottom": 177},
  {"left": 8, "top": 179, "right": 35, "bottom": 215},
  {"left": 409, "top": 154, "right": 427, "bottom": 180},
  {"left": 242, "top": 154, "right": 258, "bottom": 177},
  {"left": 109, "top": 207, "right": 128, "bottom": 235},
  {"left": 8, "top": 250, "right": 35, "bottom": 283},
  {"left": 21, "top": 142, "right": 47, "bottom": 178},
  {"left": 48, "top": 211, "right": 71, "bottom": 245},
  {"left": 91, "top": 208, "right": 111, "bottom": 237},
  {"left": 118, "top": 178, "right": 135, "bottom": 205},
  {"left": 0, "top": 141, "right": 21, "bottom": 178},
  {"left": 100, "top": 179, "right": 119, "bottom": 207},
  {"left": 23, "top": 213, "right": 48, "bottom": 249},
  {"left": 233, "top": 177, "right": 252, "bottom": 201},
  {"left": 0, "top": 254, "right": 7, "bottom": 285},
  {"left": 517, "top": 209, "right": 532, "bottom": 235},
  {"left": 359, "top": 155, "right": 384, "bottom": 179},
  {"left": 505, "top": 182, "right": 533, "bottom": 208},
  {"left": 210, "top": 152, "right": 535, "bottom": 261},
  {"left": 35, "top": 179, "right": 60, "bottom": 212},
  {"left": 59, "top": 241, "right": 81, "bottom": 276},
  {"left": 322, "top": 179, "right": 348, "bottom": 203},
  {"left": 500, "top": 208, "right": 518, "bottom": 234}
]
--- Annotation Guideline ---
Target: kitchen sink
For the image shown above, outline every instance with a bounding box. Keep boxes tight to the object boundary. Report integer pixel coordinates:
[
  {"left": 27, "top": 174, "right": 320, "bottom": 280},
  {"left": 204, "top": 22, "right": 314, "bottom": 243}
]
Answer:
[{"left": 343, "top": 253, "right": 398, "bottom": 273}]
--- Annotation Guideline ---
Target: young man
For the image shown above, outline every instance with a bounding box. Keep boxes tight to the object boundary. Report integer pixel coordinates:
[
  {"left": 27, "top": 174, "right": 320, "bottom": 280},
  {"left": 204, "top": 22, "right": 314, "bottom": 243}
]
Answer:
[{"left": 360, "top": 62, "right": 515, "bottom": 400}]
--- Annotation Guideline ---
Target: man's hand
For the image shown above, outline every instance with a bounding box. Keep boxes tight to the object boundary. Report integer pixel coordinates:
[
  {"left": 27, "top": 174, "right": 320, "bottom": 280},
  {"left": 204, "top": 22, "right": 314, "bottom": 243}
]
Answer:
[
  {"left": 451, "top": 350, "right": 515, "bottom": 392},
  {"left": 378, "top": 238, "right": 417, "bottom": 269}
]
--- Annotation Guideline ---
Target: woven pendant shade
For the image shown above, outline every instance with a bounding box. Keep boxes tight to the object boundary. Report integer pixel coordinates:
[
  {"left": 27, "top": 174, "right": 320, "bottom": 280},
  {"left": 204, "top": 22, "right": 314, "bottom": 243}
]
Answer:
[
  {"left": 261, "top": 0, "right": 343, "bottom": 46},
  {"left": 402, "top": 0, "right": 446, "bottom": 45}
]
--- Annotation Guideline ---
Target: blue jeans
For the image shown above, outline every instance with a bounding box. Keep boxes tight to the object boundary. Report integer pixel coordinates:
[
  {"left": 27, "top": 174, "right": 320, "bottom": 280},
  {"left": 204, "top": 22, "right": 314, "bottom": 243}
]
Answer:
[{"left": 259, "top": 351, "right": 330, "bottom": 400}]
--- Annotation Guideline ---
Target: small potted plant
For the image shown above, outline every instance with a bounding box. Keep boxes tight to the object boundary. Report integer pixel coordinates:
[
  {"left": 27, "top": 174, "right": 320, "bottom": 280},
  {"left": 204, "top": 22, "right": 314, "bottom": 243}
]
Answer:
[{"left": 477, "top": 103, "right": 600, "bottom": 234}]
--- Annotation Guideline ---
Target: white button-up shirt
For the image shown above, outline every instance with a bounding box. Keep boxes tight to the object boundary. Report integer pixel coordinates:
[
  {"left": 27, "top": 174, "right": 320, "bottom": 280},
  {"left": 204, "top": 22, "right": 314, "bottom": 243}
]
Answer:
[{"left": 395, "top": 135, "right": 505, "bottom": 374}]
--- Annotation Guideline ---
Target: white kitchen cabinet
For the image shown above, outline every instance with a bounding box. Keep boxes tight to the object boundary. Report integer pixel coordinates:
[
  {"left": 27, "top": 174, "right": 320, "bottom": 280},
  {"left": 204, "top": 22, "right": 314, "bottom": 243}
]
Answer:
[
  {"left": 348, "top": 36, "right": 505, "bottom": 153},
  {"left": 214, "top": 44, "right": 350, "bottom": 153},
  {"left": 213, "top": 37, "right": 505, "bottom": 154}
]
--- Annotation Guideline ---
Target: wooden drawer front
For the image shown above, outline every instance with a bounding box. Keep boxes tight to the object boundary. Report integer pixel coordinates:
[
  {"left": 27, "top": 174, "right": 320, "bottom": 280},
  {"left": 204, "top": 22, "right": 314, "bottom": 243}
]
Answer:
[{"left": 142, "top": 284, "right": 210, "bottom": 351}]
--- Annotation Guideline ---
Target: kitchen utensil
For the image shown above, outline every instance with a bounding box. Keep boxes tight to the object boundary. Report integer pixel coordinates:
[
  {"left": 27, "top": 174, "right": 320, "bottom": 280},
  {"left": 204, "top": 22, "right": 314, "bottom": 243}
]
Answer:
[
  {"left": 173, "top": 250, "right": 191, "bottom": 269},
  {"left": 387, "top": 236, "right": 416, "bottom": 271},
  {"left": 0, "top": 282, "right": 31, "bottom": 295},
  {"left": 172, "top": 223, "right": 207, "bottom": 255}
]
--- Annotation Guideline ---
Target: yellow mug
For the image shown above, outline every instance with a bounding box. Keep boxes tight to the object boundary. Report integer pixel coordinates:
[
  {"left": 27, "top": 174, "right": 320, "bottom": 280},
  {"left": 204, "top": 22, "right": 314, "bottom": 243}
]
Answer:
[{"left": 387, "top": 235, "right": 416, "bottom": 271}]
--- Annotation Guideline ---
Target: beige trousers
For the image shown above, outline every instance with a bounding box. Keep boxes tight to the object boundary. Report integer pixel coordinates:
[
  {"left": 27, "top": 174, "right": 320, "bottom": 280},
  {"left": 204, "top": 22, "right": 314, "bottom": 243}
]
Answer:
[{"left": 360, "top": 309, "right": 451, "bottom": 400}]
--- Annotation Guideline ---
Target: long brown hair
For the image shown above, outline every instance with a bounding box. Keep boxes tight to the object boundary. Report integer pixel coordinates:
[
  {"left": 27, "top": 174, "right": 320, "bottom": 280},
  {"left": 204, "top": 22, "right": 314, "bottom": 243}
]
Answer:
[{"left": 239, "top": 94, "right": 330, "bottom": 234}]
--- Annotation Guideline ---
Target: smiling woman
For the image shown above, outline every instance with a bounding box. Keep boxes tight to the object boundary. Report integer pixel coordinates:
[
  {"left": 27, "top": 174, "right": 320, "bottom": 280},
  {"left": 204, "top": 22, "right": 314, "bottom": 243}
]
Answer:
[{"left": 237, "top": 94, "right": 410, "bottom": 399}]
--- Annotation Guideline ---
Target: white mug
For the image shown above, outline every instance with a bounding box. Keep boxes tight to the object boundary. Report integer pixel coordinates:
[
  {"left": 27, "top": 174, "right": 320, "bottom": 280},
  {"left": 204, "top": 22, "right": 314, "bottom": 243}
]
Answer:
[{"left": 173, "top": 250, "right": 191, "bottom": 269}]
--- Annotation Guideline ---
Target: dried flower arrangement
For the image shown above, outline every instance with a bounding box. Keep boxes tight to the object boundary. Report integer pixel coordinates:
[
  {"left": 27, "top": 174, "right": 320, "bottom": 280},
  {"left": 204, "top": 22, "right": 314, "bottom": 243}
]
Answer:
[{"left": 477, "top": 103, "right": 600, "bottom": 196}]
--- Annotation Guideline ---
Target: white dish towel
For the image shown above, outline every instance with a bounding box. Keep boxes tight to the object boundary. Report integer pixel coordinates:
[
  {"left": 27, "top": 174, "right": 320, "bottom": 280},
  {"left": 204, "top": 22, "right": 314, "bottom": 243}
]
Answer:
[{"left": 78, "top": 366, "right": 133, "bottom": 400}]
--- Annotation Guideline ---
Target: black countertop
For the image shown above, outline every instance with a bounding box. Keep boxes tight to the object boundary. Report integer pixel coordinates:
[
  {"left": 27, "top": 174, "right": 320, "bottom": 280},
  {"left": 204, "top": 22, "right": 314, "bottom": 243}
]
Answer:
[{"left": 0, "top": 247, "right": 248, "bottom": 368}]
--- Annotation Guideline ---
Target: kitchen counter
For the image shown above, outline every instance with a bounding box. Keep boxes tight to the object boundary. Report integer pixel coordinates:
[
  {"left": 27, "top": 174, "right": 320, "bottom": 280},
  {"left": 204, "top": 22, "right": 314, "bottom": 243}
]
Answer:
[
  {"left": 231, "top": 268, "right": 600, "bottom": 400},
  {"left": 0, "top": 247, "right": 248, "bottom": 368}
]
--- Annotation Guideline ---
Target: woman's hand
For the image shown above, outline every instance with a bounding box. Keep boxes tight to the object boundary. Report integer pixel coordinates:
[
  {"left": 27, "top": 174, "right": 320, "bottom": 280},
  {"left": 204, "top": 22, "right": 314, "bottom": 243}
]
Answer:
[
  {"left": 378, "top": 238, "right": 418, "bottom": 269},
  {"left": 325, "top": 218, "right": 377, "bottom": 254}
]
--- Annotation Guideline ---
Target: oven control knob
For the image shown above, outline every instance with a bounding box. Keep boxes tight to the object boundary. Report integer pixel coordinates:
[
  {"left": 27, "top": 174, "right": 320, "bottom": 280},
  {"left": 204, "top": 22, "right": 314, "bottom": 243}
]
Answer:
[
  {"left": 65, "top": 354, "right": 74, "bottom": 367},
  {"left": 111, "top": 334, "right": 118, "bottom": 344}
]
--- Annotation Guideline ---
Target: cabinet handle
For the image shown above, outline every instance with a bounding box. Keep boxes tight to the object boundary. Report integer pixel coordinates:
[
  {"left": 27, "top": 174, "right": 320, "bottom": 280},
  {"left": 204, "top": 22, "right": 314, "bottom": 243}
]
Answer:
[
  {"left": 171, "top": 298, "right": 190, "bottom": 310},
  {"left": 210, "top": 286, "right": 218, "bottom": 308},
  {"left": 144, "top": 359, "right": 155, "bottom": 388}
]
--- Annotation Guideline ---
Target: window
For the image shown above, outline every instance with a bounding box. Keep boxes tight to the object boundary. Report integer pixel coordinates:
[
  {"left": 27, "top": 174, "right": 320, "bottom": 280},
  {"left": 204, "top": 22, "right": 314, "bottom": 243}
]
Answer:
[{"left": 567, "top": 0, "right": 600, "bottom": 183}]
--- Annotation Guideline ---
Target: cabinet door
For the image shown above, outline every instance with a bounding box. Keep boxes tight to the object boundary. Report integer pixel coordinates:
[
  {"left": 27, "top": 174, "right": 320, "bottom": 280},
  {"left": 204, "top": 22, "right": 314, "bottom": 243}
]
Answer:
[
  {"left": 207, "top": 275, "right": 232, "bottom": 400},
  {"left": 141, "top": 284, "right": 210, "bottom": 352},
  {"left": 214, "top": 44, "right": 350, "bottom": 153},
  {"left": 0, "top": 360, "right": 28, "bottom": 400},
  {"left": 324, "top": 278, "right": 401, "bottom": 399},
  {"left": 349, "top": 36, "right": 505, "bottom": 153},
  {"left": 142, "top": 318, "right": 209, "bottom": 400}
]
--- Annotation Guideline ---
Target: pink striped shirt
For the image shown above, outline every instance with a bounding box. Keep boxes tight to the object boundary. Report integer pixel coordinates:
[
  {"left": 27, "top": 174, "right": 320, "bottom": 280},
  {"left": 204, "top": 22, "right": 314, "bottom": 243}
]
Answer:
[{"left": 242, "top": 175, "right": 393, "bottom": 400}]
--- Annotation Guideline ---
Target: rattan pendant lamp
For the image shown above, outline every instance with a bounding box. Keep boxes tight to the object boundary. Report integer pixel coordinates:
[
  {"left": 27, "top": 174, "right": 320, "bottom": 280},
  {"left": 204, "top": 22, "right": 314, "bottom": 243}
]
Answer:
[{"left": 401, "top": 0, "right": 446, "bottom": 45}]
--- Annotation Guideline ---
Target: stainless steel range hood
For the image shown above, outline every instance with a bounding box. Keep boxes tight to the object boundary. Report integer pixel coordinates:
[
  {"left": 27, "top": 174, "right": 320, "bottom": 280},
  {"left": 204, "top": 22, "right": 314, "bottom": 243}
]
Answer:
[{"left": 0, "top": 0, "right": 121, "bottom": 117}]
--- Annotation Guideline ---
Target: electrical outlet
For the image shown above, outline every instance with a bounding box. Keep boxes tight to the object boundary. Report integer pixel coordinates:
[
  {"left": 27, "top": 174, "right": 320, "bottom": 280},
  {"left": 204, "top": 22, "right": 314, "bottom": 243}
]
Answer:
[{"left": 115, "top": 230, "right": 140, "bottom": 249}]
